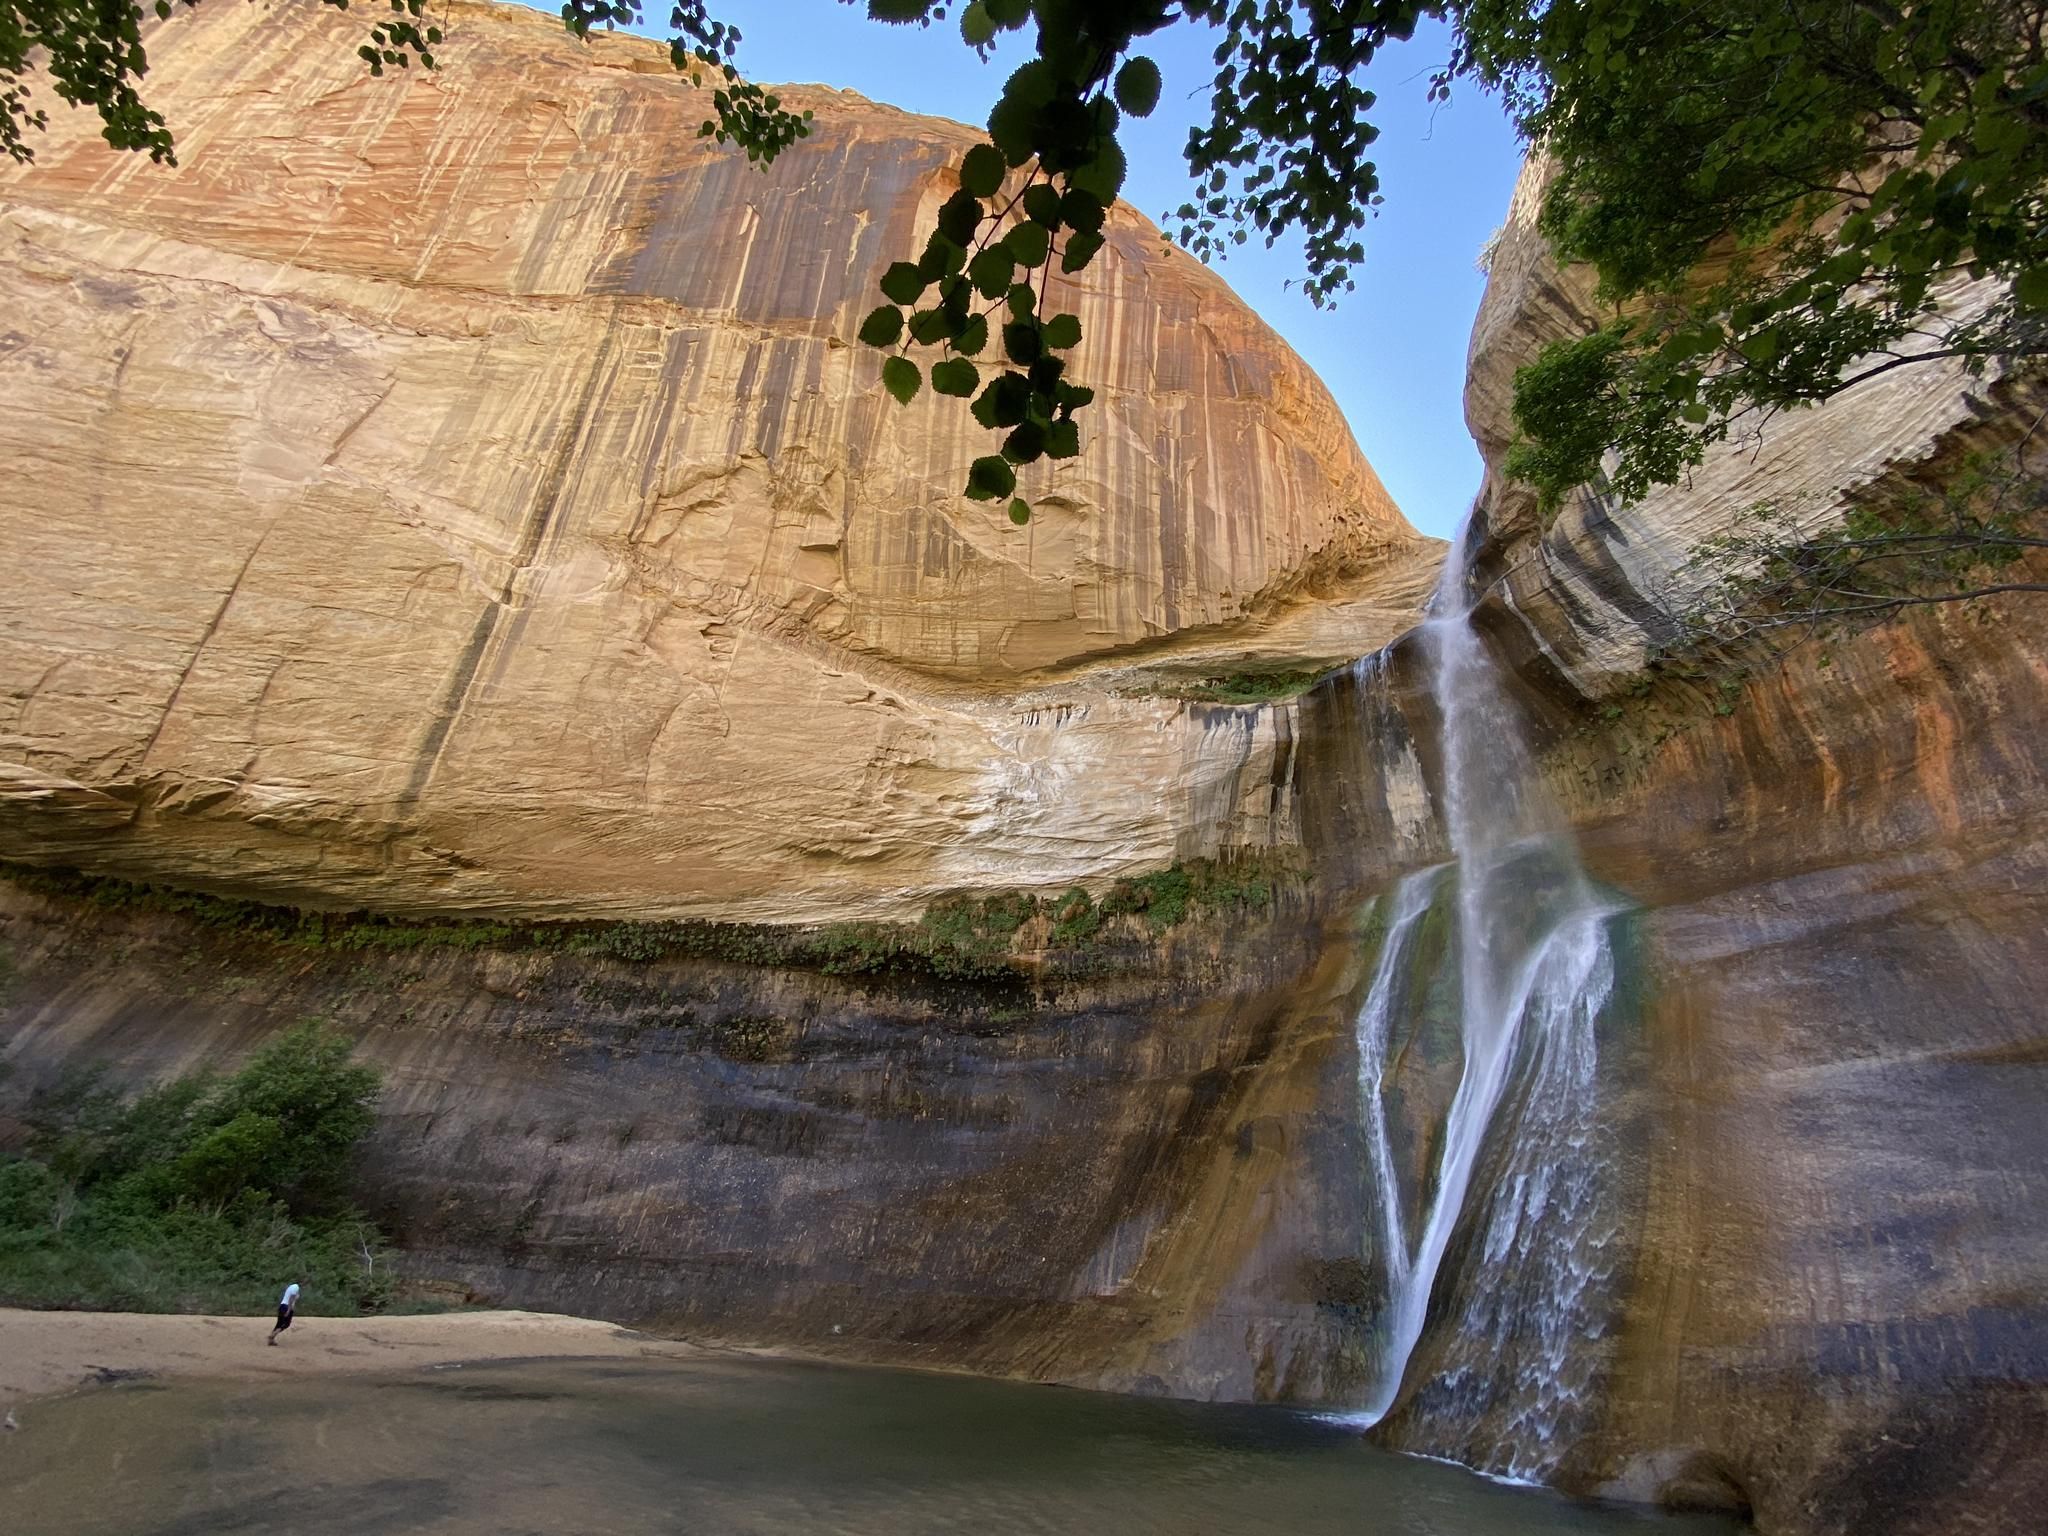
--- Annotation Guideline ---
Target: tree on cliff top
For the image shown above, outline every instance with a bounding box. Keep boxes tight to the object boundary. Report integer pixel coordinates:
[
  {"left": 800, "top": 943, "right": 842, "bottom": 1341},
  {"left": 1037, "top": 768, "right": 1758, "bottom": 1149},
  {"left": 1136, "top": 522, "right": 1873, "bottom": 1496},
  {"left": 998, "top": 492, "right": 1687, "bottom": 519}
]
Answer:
[{"left": 6, "top": 0, "right": 2045, "bottom": 521}]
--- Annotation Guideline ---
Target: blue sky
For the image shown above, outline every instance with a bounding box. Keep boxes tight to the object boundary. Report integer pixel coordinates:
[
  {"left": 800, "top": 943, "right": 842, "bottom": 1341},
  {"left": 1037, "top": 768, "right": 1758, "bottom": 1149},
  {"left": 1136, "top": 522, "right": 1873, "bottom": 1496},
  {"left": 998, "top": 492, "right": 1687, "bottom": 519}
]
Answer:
[{"left": 546, "top": 4, "right": 1526, "bottom": 538}]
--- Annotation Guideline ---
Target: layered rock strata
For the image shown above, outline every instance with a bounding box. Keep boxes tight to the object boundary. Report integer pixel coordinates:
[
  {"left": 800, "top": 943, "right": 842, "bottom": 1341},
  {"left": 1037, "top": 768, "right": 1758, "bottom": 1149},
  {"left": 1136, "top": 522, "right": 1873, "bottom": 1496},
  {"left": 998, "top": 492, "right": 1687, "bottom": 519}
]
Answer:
[
  {"left": 1, "top": 11, "right": 2041, "bottom": 1536},
  {"left": 0, "top": 0, "right": 1434, "bottom": 923}
]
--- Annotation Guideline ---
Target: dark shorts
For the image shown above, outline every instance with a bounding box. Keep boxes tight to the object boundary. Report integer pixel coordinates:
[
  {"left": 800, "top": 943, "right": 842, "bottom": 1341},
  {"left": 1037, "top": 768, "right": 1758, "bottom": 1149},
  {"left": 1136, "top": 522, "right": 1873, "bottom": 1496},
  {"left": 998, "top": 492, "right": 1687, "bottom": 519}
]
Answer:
[{"left": 275, "top": 1305, "right": 293, "bottom": 1330}]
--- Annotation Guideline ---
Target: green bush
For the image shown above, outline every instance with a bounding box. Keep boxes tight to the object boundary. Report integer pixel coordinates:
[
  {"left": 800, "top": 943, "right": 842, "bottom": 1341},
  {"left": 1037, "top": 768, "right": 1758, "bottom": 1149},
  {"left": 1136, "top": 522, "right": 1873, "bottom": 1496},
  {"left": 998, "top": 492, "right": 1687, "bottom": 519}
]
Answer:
[
  {"left": 1158, "top": 670, "right": 1330, "bottom": 704},
  {"left": 1049, "top": 886, "right": 1100, "bottom": 944},
  {"left": 1102, "top": 866, "right": 1194, "bottom": 930},
  {"left": 0, "top": 1022, "right": 394, "bottom": 1315}
]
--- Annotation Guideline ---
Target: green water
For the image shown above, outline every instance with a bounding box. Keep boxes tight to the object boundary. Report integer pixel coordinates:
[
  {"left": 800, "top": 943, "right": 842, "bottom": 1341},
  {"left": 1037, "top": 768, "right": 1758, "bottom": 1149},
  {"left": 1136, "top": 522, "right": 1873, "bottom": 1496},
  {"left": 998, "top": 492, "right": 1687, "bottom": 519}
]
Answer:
[{"left": 2, "top": 1355, "right": 1739, "bottom": 1535}]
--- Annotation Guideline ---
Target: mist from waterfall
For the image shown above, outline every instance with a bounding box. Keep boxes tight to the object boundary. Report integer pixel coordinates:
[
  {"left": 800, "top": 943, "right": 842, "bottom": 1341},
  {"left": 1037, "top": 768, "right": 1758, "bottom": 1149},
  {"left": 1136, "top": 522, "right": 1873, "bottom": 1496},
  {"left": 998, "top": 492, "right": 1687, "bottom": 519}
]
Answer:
[{"left": 1345, "top": 519, "right": 1622, "bottom": 1479}]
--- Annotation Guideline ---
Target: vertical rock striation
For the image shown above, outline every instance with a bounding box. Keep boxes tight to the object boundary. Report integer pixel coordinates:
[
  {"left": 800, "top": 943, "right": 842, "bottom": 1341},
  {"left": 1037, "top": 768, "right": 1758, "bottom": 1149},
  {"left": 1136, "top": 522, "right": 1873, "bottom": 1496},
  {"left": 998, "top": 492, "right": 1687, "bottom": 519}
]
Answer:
[{"left": 0, "top": 0, "right": 1435, "bottom": 923}]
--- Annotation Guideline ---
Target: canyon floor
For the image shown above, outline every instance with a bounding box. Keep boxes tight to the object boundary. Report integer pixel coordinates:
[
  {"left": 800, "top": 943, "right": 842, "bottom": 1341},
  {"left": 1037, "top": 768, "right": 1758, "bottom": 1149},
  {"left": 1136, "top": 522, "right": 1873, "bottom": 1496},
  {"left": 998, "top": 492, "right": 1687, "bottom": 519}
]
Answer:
[{"left": 0, "top": 1307, "right": 713, "bottom": 1411}]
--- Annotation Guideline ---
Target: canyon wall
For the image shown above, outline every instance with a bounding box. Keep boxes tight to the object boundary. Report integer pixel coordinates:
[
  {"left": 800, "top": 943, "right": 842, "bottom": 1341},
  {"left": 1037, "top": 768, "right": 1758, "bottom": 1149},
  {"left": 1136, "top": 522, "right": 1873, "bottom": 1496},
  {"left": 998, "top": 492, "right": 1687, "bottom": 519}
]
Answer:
[
  {"left": 0, "top": 0, "right": 1420, "bottom": 1446},
  {"left": 1298, "top": 160, "right": 2048, "bottom": 1534},
  {"left": 0, "top": 13, "right": 2042, "bottom": 1536},
  {"left": 0, "top": 0, "right": 1434, "bottom": 925},
  {"left": 0, "top": 877, "right": 1390, "bottom": 1407}
]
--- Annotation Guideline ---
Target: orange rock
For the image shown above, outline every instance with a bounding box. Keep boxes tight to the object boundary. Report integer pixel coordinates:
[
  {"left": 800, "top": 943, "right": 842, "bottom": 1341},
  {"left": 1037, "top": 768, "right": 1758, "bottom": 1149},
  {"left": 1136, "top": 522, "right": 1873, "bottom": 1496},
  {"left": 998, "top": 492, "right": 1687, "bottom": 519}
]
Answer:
[{"left": 0, "top": 1, "right": 1435, "bottom": 922}]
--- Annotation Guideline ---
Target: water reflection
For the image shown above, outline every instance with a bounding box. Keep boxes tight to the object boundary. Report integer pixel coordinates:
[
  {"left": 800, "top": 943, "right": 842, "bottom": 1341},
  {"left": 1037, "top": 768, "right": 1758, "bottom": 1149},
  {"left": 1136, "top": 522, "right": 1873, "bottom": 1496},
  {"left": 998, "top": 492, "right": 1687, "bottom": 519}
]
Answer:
[{"left": 3, "top": 1355, "right": 1740, "bottom": 1535}]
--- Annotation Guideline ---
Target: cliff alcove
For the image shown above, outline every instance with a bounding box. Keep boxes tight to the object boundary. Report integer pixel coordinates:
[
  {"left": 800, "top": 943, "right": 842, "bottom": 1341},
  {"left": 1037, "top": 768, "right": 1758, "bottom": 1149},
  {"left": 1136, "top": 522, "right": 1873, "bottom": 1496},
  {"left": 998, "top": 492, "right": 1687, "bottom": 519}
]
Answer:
[{"left": 1, "top": 6, "right": 2043, "bottom": 1535}]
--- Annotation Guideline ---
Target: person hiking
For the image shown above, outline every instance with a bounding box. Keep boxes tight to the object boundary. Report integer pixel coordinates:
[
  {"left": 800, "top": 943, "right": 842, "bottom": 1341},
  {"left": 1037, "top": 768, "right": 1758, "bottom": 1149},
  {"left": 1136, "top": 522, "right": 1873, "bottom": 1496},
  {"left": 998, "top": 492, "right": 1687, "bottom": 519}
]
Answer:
[{"left": 268, "top": 1281, "right": 301, "bottom": 1345}]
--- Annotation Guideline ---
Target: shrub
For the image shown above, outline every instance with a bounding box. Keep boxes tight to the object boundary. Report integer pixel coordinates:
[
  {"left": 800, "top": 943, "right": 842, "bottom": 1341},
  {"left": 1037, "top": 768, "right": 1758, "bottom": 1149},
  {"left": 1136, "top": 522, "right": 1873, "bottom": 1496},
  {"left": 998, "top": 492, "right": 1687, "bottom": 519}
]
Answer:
[
  {"left": 1049, "top": 887, "right": 1100, "bottom": 944},
  {"left": 1, "top": 1022, "right": 394, "bottom": 1314}
]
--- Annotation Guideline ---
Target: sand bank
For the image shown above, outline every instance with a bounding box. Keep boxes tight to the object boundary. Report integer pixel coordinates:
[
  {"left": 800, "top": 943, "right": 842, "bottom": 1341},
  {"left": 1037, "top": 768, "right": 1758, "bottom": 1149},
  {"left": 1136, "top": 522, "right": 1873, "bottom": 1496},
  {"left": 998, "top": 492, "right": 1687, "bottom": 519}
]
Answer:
[{"left": 0, "top": 1307, "right": 708, "bottom": 1411}]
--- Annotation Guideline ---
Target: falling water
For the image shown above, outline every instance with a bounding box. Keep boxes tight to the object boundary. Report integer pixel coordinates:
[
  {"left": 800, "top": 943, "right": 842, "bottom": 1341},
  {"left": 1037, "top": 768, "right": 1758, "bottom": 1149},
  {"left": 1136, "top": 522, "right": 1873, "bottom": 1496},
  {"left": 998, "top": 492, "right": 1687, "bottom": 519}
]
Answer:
[{"left": 1347, "top": 519, "right": 1622, "bottom": 1476}]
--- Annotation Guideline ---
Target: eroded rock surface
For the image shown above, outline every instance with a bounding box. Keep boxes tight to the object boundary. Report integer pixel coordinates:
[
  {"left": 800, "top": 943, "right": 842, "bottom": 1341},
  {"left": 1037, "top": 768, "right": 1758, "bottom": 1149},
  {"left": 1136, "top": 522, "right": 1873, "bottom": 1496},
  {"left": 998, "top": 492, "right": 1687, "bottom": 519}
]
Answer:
[
  {"left": 0, "top": 0, "right": 1434, "bottom": 923},
  {"left": 0, "top": 879, "right": 1381, "bottom": 1407},
  {"left": 1, "top": 16, "right": 2040, "bottom": 1536}
]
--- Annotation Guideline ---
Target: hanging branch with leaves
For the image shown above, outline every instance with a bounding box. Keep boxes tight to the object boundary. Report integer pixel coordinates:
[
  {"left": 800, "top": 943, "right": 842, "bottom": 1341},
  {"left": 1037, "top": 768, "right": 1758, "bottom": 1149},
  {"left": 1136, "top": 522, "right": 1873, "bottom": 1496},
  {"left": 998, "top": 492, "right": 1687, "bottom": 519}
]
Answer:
[
  {"left": 8, "top": 0, "right": 2047, "bottom": 533},
  {"left": 1669, "top": 415, "right": 2048, "bottom": 651}
]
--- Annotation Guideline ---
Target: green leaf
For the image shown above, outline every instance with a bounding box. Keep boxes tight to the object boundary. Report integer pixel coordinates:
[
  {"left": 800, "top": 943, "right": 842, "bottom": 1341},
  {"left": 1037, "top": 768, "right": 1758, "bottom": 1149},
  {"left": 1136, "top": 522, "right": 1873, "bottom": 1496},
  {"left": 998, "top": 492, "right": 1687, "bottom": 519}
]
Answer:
[
  {"left": 988, "top": 60, "right": 1056, "bottom": 166},
  {"left": 858, "top": 306, "right": 904, "bottom": 347},
  {"left": 959, "top": 1, "right": 996, "bottom": 47},
  {"left": 1114, "top": 56, "right": 1161, "bottom": 118},
  {"left": 1070, "top": 139, "right": 1126, "bottom": 205},
  {"left": 1061, "top": 229, "right": 1105, "bottom": 273},
  {"left": 1045, "top": 419, "right": 1081, "bottom": 458},
  {"left": 984, "top": 0, "right": 1028, "bottom": 25},
  {"left": 867, "top": 0, "right": 935, "bottom": 21},
  {"left": 908, "top": 308, "right": 950, "bottom": 345},
  {"left": 1007, "top": 497, "right": 1032, "bottom": 526},
  {"left": 1024, "top": 184, "right": 1063, "bottom": 228},
  {"left": 930, "top": 357, "right": 980, "bottom": 397},
  {"left": 975, "top": 371, "right": 1031, "bottom": 428},
  {"left": 964, "top": 454, "right": 1017, "bottom": 501},
  {"left": 1003, "top": 321, "right": 1042, "bottom": 365},
  {"left": 2016, "top": 266, "right": 2048, "bottom": 311},
  {"left": 1007, "top": 284, "right": 1037, "bottom": 319},
  {"left": 881, "top": 356, "right": 922, "bottom": 404},
  {"left": 1004, "top": 222, "right": 1051, "bottom": 268},
  {"left": 956, "top": 314, "right": 990, "bottom": 356},
  {"left": 919, "top": 231, "right": 965, "bottom": 280},
  {"left": 1042, "top": 312, "right": 1081, "bottom": 349},
  {"left": 937, "top": 189, "right": 984, "bottom": 246},
  {"left": 960, "top": 143, "right": 1007, "bottom": 199},
  {"left": 969, "top": 246, "right": 1016, "bottom": 299},
  {"left": 879, "top": 262, "right": 926, "bottom": 305},
  {"left": 1004, "top": 420, "right": 1047, "bottom": 462},
  {"left": 1058, "top": 189, "right": 1104, "bottom": 233}
]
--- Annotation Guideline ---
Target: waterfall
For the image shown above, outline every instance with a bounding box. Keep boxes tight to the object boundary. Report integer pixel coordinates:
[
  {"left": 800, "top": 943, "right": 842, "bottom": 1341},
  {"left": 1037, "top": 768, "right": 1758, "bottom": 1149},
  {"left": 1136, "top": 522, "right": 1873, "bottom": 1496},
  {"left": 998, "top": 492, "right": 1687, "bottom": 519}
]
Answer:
[{"left": 1345, "top": 520, "right": 1622, "bottom": 1477}]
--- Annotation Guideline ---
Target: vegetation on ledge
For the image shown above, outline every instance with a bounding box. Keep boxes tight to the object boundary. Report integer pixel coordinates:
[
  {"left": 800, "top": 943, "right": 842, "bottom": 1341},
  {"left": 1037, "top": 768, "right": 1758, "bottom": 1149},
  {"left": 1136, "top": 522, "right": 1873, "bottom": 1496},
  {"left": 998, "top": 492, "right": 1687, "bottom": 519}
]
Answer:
[
  {"left": 1130, "top": 669, "right": 1335, "bottom": 706},
  {"left": 0, "top": 852, "right": 1308, "bottom": 985},
  {"left": 1568, "top": 441, "right": 2046, "bottom": 769}
]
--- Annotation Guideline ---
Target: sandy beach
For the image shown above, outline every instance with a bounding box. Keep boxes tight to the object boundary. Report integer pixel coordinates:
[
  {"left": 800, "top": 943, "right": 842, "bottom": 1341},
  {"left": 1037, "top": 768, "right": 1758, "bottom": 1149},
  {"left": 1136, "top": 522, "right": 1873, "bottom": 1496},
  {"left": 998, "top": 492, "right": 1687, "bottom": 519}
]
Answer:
[{"left": 0, "top": 1306, "right": 709, "bottom": 1412}]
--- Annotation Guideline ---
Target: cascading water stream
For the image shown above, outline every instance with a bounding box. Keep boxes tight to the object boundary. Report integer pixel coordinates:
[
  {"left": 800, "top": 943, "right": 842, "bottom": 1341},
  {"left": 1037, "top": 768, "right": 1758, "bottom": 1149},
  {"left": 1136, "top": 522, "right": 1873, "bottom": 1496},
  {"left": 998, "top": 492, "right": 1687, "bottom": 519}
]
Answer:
[{"left": 1346, "top": 520, "right": 1622, "bottom": 1475}]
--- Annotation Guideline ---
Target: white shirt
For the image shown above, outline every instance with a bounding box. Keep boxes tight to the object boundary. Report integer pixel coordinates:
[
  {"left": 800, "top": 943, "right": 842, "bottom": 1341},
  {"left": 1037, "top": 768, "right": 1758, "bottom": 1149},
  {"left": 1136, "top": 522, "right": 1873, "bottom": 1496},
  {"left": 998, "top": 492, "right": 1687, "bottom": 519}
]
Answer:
[{"left": 280, "top": 1284, "right": 300, "bottom": 1309}]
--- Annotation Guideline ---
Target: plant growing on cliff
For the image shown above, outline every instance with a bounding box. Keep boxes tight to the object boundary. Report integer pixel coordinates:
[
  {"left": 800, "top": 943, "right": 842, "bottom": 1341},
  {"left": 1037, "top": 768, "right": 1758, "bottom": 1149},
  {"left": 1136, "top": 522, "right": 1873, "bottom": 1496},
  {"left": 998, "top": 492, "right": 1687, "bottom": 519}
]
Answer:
[
  {"left": 1493, "top": 0, "right": 2048, "bottom": 513},
  {"left": 0, "top": 1021, "right": 395, "bottom": 1313}
]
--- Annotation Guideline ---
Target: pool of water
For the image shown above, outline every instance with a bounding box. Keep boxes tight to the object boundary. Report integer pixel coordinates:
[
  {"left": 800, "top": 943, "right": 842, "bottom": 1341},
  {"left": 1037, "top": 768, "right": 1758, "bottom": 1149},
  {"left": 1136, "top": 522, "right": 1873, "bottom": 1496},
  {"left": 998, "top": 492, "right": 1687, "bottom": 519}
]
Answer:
[{"left": 2, "top": 1354, "right": 1741, "bottom": 1535}]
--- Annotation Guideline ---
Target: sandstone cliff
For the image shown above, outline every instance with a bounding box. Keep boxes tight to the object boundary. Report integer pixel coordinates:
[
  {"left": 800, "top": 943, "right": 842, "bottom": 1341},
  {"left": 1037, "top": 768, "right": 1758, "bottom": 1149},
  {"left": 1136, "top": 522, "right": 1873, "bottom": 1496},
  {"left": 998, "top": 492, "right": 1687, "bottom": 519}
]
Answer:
[
  {"left": 0, "top": 0, "right": 1435, "bottom": 923},
  {"left": 2, "top": 14, "right": 2042, "bottom": 1536},
  {"left": 1305, "top": 158, "right": 2048, "bottom": 1536}
]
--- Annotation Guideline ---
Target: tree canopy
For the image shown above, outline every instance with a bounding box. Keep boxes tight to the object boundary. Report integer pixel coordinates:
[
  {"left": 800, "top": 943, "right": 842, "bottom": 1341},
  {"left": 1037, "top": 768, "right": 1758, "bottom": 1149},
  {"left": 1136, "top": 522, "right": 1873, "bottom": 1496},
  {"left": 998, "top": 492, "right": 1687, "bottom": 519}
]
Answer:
[{"left": 5, "top": 0, "right": 2045, "bottom": 521}]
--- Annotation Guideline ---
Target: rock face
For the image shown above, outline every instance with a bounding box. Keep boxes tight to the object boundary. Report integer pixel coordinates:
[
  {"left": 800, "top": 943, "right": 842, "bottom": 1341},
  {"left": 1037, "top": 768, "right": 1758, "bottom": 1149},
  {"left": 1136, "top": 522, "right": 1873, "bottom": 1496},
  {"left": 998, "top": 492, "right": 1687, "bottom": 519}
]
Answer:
[
  {"left": 1299, "top": 159, "right": 2048, "bottom": 1535},
  {"left": 0, "top": 0, "right": 1433, "bottom": 923},
  {"left": 1, "top": 17, "right": 2042, "bottom": 1536},
  {"left": 0, "top": 879, "right": 1385, "bottom": 1408}
]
